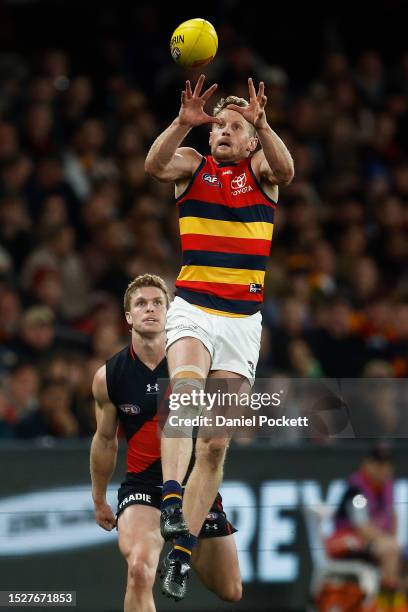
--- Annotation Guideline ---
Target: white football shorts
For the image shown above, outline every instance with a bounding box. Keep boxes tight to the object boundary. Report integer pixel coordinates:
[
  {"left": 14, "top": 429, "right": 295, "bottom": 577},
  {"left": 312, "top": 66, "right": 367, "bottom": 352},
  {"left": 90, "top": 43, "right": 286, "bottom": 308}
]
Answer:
[{"left": 165, "top": 296, "right": 262, "bottom": 385}]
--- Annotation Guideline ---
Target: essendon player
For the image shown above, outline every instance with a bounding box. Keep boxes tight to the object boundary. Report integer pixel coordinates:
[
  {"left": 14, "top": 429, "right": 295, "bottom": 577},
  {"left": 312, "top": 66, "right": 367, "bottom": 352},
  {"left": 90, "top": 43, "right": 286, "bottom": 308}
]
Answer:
[
  {"left": 90, "top": 274, "right": 241, "bottom": 611},
  {"left": 145, "top": 75, "right": 294, "bottom": 597}
]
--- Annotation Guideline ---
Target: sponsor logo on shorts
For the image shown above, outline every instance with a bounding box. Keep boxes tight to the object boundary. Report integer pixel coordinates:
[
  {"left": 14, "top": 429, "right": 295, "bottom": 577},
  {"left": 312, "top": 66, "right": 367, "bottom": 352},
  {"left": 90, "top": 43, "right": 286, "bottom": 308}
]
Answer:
[
  {"left": 119, "top": 493, "right": 152, "bottom": 510},
  {"left": 119, "top": 403, "right": 141, "bottom": 415},
  {"left": 176, "top": 319, "right": 198, "bottom": 332},
  {"left": 202, "top": 173, "right": 221, "bottom": 187}
]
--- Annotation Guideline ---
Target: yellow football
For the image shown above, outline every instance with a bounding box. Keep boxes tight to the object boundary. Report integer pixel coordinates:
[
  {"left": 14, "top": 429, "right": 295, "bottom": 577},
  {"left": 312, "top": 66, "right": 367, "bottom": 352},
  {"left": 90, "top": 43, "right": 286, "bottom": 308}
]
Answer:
[{"left": 170, "top": 18, "right": 218, "bottom": 69}]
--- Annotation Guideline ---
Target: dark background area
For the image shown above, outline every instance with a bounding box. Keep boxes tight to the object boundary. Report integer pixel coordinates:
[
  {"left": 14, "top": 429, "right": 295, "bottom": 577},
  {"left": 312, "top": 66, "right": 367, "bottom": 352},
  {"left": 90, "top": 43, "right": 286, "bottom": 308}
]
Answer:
[{"left": 1, "top": 1, "right": 407, "bottom": 80}]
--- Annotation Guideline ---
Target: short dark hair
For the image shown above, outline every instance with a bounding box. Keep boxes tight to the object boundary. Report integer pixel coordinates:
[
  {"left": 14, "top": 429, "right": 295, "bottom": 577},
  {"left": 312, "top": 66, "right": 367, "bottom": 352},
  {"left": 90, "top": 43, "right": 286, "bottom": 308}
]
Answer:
[{"left": 123, "top": 274, "right": 170, "bottom": 311}]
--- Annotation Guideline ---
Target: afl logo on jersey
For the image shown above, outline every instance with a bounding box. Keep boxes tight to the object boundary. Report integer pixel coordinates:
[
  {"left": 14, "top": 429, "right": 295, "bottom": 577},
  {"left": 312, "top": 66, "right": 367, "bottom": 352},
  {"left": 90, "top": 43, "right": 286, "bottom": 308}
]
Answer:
[
  {"left": 202, "top": 173, "right": 221, "bottom": 187},
  {"left": 119, "top": 403, "right": 141, "bottom": 415}
]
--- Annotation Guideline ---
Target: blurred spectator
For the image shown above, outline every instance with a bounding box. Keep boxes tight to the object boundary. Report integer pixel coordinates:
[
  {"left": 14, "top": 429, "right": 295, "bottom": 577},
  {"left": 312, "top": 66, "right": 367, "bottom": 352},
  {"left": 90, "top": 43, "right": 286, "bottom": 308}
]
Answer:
[
  {"left": 63, "top": 119, "right": 114, "bottom": 200},
  {"left": 91, "top": 323, "right": 126, "bottom": 362},
  {"left": 0, "top": 195, "right": 33, "bottom": 271},
  {"left": 21, "top": 224, "right": 90, "bottom": 319},
  {"left": 0, "top": 286, "right": 22, "bottom": 345},
  {"left": 7, "top": 305, "right": 58, "bottom": 367},
  {"left": 17, "top": 378, "right": 78, "bottom": 438},
  {"left": 0, "top": 122, "right": 19, "bottom": 163},
  {"left": 0, "top": 362, "right": 39, "bottom": 436},
  {"left": 287, "top": 339, "right": 323, "bottom": 378},
  {"left": 351, "top": 366, "right": 400, "bottom": 438},
  {"left": 308, "top": 296, "right": 368, "bottom": 377},
  {"left": 268, "top": 294, "right": 309, "bottom": 371}
]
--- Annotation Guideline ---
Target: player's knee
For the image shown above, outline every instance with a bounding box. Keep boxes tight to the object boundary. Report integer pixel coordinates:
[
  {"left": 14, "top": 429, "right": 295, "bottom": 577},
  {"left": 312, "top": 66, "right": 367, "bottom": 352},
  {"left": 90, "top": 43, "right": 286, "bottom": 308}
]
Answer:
[
  {"left": 128, "top": 553, "right": 155, "bottom": 591},
  {"left": 198, "top": 438, "right": 228, "bottom": 468},
  {"left": 170, "top": 369, "right": 207, "bottom": 416},
  {"left": 218, "top": 579, "right": 242, "bottom": 603}
]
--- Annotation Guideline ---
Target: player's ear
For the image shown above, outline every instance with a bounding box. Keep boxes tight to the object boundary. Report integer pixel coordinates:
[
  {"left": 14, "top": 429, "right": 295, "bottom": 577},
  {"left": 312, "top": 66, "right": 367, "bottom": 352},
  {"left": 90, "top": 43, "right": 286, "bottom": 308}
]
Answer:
[
  {"left": 209, "top": 130, "right": 213, "bottom": 146},
  {"left": 125, "top": 312, "right": 132, "bottom": 325},
  {"left": 247, "top": 136, "right": 258, "bottom": 152}
]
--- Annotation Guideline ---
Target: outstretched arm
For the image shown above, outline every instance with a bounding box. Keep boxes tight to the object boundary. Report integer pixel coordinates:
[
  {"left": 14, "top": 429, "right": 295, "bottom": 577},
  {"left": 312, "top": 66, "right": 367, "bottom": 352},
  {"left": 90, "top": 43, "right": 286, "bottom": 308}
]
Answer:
[
  {"left": 145, "top": 74, "right": 221, "bottom": 182},
  {"left": 227, "top": 78, "right": 294, "bottom": 186},
  {"left": 90, "top": 365, "right": 119, "bottom": 531}
]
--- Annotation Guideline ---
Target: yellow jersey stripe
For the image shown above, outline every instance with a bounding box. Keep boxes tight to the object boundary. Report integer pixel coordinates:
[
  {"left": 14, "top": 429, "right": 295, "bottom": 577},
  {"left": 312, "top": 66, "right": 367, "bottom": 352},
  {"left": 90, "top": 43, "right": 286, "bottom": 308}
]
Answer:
[
  {"left": 194, "top": 304, "right": 247, "bottom": 317},
  {"left": 178, "top": 265, "right": 265, "bottom": 285},
  {"left": 179, "top": 217, "right": 273, "bottom": 241}
]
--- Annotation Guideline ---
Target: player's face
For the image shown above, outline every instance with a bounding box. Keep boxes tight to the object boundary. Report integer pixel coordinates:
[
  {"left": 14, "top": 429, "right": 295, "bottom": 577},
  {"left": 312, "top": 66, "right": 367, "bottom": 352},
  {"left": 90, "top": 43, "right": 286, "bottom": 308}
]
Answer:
[
  {"left": 126, "top": 287, "right": 167, "bottom": 336},
  {"left": 209, "top": 109, "right": 257, "bottom": 162}
]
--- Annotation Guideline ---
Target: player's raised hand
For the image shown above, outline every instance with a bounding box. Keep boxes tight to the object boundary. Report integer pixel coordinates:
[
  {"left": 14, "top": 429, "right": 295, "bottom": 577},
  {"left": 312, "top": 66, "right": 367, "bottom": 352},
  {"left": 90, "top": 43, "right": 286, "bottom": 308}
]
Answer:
[
  {"left": 227, "top": 78, "right": 268, "bottom": 130},
  {"left": 94, "top": 500, "right": 117, "bottom": 531},
  {"left": 178, "top": 74, "right": 222, "bottom": 127}
]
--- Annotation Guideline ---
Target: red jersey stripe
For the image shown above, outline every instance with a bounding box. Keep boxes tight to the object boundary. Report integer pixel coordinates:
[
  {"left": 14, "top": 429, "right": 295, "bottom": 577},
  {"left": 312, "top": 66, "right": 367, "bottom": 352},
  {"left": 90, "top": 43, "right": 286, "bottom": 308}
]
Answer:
[
  {"left": 127, "top": 416, "right": 160, "bottom": 473},
  {"left": 180, "top": 233, "right": 271, "bottom": 256},
  {"left": 178, "top": 192, "right": 276, "bottom": 209},
  {"left": 175, "top": 279, "right": 263, "bottom": 302}
]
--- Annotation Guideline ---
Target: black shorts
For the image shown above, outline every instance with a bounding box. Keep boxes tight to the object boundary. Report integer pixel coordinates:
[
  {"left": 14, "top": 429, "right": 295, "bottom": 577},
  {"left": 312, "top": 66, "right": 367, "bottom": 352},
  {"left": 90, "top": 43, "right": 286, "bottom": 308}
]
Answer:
[{"left": 117, "top": 475, "right": 237, "bottom": 539}]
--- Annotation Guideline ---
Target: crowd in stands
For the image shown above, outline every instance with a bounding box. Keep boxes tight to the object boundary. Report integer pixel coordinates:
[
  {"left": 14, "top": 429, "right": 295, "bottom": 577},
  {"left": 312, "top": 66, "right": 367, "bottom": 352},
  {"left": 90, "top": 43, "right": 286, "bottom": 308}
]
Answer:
[{"left": 0, "top": 19, "right": 407, "bottom": 440}]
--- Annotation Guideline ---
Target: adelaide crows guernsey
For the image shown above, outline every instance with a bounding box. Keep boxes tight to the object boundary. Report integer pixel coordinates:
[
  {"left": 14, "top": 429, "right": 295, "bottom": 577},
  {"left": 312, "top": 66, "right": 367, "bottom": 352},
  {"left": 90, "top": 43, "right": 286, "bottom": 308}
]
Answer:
[
  {"left": 106, "top": 344, "right": 167, "bottom": 486},
  {"left": 175, "top": 155, "right": 276, "bottom": 317}
]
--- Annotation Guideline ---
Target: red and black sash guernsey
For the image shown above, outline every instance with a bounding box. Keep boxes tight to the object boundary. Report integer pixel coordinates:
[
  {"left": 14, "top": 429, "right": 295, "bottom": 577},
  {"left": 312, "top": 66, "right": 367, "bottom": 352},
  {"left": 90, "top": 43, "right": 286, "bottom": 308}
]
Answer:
[
  {"left": 106, "top": 345, "right": 168, "bottom": 485},
  {"left": 175, "top": 155, "right": 276, "bottom": 317}
]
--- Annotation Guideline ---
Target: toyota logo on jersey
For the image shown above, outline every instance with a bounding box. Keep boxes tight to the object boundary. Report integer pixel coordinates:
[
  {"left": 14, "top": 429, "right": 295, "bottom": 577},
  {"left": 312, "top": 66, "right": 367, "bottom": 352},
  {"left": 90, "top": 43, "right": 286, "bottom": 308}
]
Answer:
[
  {"left": 231, "top": 172, "right": 247, "bottom": 190},
  {"left": 230, "top": 171, "right": 253, "bottom": 196}
]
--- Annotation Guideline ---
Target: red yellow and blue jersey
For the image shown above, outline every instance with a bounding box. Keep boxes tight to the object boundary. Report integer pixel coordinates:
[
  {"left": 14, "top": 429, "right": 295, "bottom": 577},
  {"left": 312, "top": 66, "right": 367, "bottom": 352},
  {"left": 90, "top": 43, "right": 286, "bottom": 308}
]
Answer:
[{"left": 175, "top": 154, "right": 276, "bottom": 317}]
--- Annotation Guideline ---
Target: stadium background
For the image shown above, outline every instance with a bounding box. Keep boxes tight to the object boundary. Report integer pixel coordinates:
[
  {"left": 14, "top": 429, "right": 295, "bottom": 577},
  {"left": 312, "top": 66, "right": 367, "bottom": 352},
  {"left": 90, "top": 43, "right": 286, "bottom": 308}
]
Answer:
[{"left": 0, "top": 1, "right": 407, "bottom": 610}]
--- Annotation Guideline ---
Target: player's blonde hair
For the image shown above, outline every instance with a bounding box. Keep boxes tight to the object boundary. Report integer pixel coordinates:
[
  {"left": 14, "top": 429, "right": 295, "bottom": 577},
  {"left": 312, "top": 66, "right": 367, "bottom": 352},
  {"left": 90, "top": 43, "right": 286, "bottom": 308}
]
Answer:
[
  {"left": 123, "top": 274, "right": 171, "bottom": 311},
  {"left": 213, "top": 96, "right": 256, "bottom": 136}
]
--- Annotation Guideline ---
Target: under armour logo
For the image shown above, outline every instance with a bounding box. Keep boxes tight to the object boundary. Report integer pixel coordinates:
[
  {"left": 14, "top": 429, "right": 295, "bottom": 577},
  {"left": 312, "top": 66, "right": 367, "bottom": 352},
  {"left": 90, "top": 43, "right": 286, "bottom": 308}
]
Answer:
[
  {"left": 146, "top": 383, "right": 159, "bottom": 393},
  {"left": 205, "top": 523, "right": 219, "bottom": 531}
]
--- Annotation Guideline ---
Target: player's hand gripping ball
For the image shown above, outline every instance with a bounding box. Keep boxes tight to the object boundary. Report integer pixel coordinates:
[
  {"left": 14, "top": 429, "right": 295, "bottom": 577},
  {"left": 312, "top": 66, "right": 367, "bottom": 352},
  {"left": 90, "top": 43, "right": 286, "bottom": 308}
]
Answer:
[{"left": 170, "top": 18, "right": 218, "bottom": 68}]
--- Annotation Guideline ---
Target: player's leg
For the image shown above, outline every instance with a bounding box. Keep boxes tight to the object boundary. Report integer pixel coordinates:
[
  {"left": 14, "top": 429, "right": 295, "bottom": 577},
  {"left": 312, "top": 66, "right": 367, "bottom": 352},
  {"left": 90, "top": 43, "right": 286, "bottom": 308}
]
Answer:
[
  {"left": 182, "top": 370, "right": 247, "bottom": 537},
  {"left": 161, "top": 371, "right": 247, "bottom": 601},
  {"left": 181, "top": 310, "right": 261, "bottom": 539},
  {"left": 192, "top": 535, "right": 242, "bottom": 603},
  {"left": 371, "top": 535, "right": 402, "bottom": 587},
  {"left": 160, "top": 336, "right": 211, "bottom": 540},
  {"left": 162, "top": 336, "right": 211, "bottom": 485},
  {"left": 118, "top": 505, "right": 163, "bottom": 612}
]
